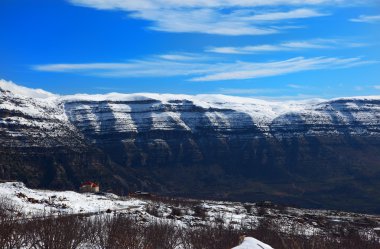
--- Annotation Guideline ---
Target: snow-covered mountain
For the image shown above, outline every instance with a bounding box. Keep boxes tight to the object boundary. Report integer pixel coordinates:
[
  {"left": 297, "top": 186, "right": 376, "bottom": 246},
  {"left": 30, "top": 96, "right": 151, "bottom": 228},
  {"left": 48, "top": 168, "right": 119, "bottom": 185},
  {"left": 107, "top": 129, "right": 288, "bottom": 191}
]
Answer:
[
  {"left": 1, "top": 79, "right": 380, "bottom": 213},
  {"left": 63, "top": 92, "right": 380, "bottom": 140},
  {"left": 0, "top": 84, "right": 84, "bottom": 148},
  {"left": 2, "top": 79, "right": 380, "bottom": 144}
]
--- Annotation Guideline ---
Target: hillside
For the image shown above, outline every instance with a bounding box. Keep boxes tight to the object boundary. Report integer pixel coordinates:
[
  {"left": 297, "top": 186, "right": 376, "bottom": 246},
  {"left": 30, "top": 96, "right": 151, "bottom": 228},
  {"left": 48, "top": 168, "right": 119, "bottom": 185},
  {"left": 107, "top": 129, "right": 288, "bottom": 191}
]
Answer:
[
  {"left": 1, "top": 80, "right": 380, "bottom": 212},
  {"left": 1, "top": 182, "right": 379, "bottom": 248}
]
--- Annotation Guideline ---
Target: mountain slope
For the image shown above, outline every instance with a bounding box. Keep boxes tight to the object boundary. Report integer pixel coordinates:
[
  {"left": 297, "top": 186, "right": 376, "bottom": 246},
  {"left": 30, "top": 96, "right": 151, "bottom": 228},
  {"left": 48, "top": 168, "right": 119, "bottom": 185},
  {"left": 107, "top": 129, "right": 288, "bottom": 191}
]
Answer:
[{"left": 1, "top": 80, "right": 380, "bottom": 213}]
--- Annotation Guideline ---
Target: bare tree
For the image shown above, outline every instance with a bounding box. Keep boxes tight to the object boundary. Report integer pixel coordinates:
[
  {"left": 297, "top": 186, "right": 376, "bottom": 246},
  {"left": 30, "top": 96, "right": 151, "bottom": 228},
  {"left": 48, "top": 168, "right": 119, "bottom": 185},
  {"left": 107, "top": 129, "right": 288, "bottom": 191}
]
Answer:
[
  {"left": 0, "top": 198, "right": 28, "bottom": 249},
  {"left": 28, "top": 214, "right": 88, "bottom": 249},
  {"left": 143, "top": 220, "right": 182, "bottom": 249}
]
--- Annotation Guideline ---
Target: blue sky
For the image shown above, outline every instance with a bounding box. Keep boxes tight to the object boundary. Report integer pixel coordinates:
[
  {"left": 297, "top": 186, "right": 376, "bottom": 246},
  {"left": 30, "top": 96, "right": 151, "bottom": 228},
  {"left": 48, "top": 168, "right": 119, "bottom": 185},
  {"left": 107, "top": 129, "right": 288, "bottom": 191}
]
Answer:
[{"left": 1, "top": 0, "right": 380, "bottom": 98}]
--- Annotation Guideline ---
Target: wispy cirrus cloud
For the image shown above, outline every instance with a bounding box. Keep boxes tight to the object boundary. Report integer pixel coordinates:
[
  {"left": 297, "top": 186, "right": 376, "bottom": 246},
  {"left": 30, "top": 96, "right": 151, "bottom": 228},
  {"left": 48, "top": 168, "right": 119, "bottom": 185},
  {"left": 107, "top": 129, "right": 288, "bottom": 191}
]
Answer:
[
  {"left": 217, "top": 88, "right": 279, "bottom": 95},
  {"left": 240, "top": 8, "right": 327, "bottom": 21},
  {"left": 67, "top": 0, "right": 341, "bottom": 35},
  {"left": 157, "top": 53, "right": 211, "bottom": 61},
  {"left": 190, "top": 57, "right": 374, "bottom": 81},
  {"left": 34, "top": 54, "right": 375, "bottom": 82},
  {"left": 34, "top": 60, "right": 213, "bottom": 78},
  {"left": 287, "top": 84, "right": 311, "bottom": 89},
  {"left": 207, "top": 39, "right": 367, "bottom": 54},
  {"left": 68, "top": 0, "right": 352, "bottom": 9},
  {"left": 129, "top": 8, "right": 279, "bottom": 35},
  {"left": 350, "top": 15, "right": 380, "bottom": 23}
]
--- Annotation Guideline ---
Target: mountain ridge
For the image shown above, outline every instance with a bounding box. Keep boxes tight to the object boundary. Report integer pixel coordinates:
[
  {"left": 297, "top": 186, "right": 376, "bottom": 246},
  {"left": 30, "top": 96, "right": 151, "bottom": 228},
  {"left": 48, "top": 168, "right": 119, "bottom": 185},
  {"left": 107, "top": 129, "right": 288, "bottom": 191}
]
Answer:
[
  {"left": 2, "top": 79, "right": 380, "bottom": 140},
  {"left": 1, "top": 79, "right": 380, "bottom": 213}
]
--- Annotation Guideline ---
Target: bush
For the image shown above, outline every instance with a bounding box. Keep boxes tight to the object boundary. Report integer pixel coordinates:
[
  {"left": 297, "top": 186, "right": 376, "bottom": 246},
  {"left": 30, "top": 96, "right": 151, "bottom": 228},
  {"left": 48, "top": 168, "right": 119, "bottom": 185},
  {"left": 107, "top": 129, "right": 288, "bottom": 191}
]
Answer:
[
  {"left": 193, "top": 205, "right": 207, "bottom": 220},
  {"left": 0, "top": 198, "right": 379, "bottom": 249},
  {"left": 171, "top": 207, "right": 183, "bottom": 217},
  {"left": 182, "top": 225, "right": 240, "bottom": 249},
  {"left": 0, "top": 198, "right": 28, "bottom": 249},
  {"left": 146, "top": 204, "right": 161, "bottom": 217},
  {"left": 28, "top": 215, "right": 89, "bottom": 249}
]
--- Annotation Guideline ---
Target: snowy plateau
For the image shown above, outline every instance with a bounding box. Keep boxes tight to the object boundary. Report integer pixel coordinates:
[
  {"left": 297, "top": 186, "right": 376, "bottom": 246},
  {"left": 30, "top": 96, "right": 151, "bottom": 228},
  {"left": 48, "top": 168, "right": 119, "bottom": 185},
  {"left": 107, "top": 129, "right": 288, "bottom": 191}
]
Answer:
[
  {"left": 1, "top": 79, "right": 380, "bottom": 213},
  {"left": 1, "top": 79, "right": 380, "bottom": 142}
]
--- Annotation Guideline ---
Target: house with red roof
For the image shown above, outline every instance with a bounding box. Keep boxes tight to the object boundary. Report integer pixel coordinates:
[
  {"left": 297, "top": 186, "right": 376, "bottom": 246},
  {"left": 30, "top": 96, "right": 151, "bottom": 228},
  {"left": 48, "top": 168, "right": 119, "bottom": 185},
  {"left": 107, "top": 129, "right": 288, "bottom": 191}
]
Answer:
[{"left": 80, "top": 181, "right": 99, "bottom": 193}]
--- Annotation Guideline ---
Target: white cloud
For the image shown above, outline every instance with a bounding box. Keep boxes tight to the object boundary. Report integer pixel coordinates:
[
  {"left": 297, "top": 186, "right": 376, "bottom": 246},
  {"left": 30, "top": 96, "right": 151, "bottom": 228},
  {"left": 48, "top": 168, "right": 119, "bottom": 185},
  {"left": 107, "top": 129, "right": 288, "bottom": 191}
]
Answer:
[
  {"left": 355, "top": 86, "right": 364, "bottom": 91},
  {"left": 207, "top": 39, "right": 366, "bottom": 54},
  {"left": 281, "top": 40, "right": 331, "bottom": 48},
  {"left": 254, "top": 94, "right": 325, "bottom": 101},
  {"left": 242, "top": 8, "right": 327, "bottom": 21},
  {"left": 34, "top": 56, "right": 219, "bottom": 78},
  {"left": 350, "top": 15, "right": 380, "bottom": 23},
  {"left": 190, "top": 57, "right": 375, "bottom": 81},
  {"left": 208, "top": 45, "right": 287, "bottom": 54},
  {"left": 68, "top": 0, "right": 352, "bottom": 10},
  {"left": 67, "top": 0, "right": 339, "bottom": 35},
  {"left": 373, "top": 85, "right": 380, "bottom": 90},
  {"left": 217, "top": 88, "right": 277, "bottom": 95},
  {"left": 287, "top": 84, "right": 309, "bottom": 89},
  {"left": 34, "top": 54, "right": 375, "bottom": 82},
  {"left": 129, "top": 8, "right": 291, "bottom": 35},
  {"left": 157, "top": 53, "right": 205, "bottom": 61}
]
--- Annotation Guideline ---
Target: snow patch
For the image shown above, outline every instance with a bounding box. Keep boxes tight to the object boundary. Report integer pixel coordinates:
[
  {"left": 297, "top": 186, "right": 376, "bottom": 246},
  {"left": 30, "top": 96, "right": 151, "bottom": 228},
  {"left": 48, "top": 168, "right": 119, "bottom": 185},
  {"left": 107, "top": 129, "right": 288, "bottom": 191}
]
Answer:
[
  {"left": 232, "top": 237, "right": 273, "bottom": 249},
  {"left": 0, "top": 79, "right": 56, "bottom": 99},
  {"left": 0, "top": 182, "right": 145, "bottom": 216}
]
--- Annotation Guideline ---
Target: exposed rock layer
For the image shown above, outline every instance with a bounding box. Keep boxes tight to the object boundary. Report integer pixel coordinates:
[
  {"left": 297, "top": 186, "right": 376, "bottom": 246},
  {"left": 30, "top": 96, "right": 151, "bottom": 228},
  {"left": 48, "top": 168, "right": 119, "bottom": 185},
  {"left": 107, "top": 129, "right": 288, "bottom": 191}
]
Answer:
[{"left": 1, "top": 83, "right": 380, "bottom": 213}]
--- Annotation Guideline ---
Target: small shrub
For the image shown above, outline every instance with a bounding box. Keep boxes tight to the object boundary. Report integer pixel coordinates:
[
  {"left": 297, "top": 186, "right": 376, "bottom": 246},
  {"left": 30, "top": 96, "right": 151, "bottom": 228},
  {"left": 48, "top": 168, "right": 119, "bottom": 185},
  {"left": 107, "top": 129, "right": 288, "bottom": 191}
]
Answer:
[
  {"left": 193, "top": 205, "right": 207, "bottom": 220},
  {"left": 146, "top": 204, "right": 161, "bottom": 217},
  {"left": 243, "top": 204, "right": 253, "bottom": 214},
  {"left": 171, "top": 207, "right": 183, "bottom": 217}
]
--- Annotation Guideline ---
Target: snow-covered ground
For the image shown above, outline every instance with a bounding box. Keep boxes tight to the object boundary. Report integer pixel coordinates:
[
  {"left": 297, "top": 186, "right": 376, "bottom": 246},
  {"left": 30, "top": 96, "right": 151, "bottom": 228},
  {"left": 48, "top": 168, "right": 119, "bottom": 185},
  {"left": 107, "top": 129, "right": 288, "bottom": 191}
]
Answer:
[
  {"left": 1, "top": 181, "right": 379, "bottom": 240},
  {"left": 0, "top": 181, "right": 278, "bottom": 248},
  {"left": 232, "top": 237, "right": 273, "bottom": 249},
  {"left": 0, "top": 182, "right": 145, "bottom": 216}
]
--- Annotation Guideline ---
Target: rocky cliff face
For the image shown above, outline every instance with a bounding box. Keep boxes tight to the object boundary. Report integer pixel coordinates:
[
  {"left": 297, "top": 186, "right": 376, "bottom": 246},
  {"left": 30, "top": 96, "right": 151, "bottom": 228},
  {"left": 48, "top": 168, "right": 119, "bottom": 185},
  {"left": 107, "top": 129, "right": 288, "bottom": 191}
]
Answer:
[
  {"left": 0, "top": 88, "right": 83, "bottom": 148},
  {"left": 1, "top": 81, "right": 380, "bottom": 212}
]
